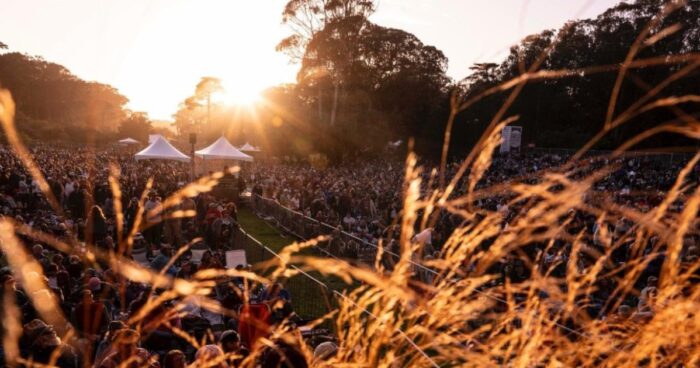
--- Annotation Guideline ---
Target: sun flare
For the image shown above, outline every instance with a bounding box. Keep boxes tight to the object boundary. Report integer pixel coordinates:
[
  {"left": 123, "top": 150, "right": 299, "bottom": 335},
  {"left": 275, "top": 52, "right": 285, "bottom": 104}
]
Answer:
[{"left": 219, "top": 78, "right": 263, "bottom": 106}]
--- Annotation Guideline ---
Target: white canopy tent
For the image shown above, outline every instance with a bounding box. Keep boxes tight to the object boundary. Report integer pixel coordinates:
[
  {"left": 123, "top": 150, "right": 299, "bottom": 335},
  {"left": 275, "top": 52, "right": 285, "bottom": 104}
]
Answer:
[
  {"left": 239, "top": 142, "right": 261, "bottom": 152},
  {"left": 148, "top": 134, "right": 162, "bottom": 144},
  {"left": 118, "top": 137, "right": 140, "bottom": 145},
  {"left": 135, "top": 136, "right": 191, "bottom": 162},
  {"left": 195, "top": 136, "right": 253, "bottom": 162}
]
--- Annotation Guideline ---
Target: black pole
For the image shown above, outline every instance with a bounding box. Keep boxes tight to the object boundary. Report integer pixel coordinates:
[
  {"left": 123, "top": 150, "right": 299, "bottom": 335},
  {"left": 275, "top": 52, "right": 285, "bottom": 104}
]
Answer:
[{"left": 189, "top": 133, "right": 197, "bottom": 180}]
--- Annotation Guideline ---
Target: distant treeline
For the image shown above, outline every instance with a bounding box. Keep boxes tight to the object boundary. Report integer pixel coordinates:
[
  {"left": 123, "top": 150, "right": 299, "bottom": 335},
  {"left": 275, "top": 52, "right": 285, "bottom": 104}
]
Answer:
[{"left": 0, "top": 43, "right": 153, "bottom": 145}]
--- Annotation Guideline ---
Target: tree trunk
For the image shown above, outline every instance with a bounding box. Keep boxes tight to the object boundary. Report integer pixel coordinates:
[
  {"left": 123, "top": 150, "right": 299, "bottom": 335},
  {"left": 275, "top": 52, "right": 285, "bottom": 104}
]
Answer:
[
  {"left": 318, "top": 83, "right": 323, "bottom": 122},
  {"left": 207, "top": 94, "right": 212, "bottom": 129},
  {"left": 330, "top": 82, "right": 340, "bottom": 126}
]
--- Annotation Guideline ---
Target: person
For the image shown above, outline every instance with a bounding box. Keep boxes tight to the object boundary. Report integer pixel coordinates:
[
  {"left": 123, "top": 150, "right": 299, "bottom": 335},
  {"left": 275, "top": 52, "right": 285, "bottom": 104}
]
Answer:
[
  {"left": 150, "top": 244, "right": 175, "bottom": 275},
  {"left": 163, "top": 349, "right": 187, "bottom": 368},
  {"left": 175, "top": 261, "right": 194, "bottom": 279},
  {"left": 144, "top": 194, "right": 163, "bottom": 245},
  {"left": 21, "top": 319, "right": 79, "bottom": 368},
  {"left": 259, "top": 339, "right": 308, "bottom": 368},
  {"left": 124, "top": 197, "right": 140, "bottom": 237},
  {"left": 259, "top": 283, "right": 291, "bottom": 304},
  {"left": 87, "top": 205, "right": 108, "bottom": 246},
  {"left": 164, "top": 202, "right": 183, "bottom": 247},
  {"left": 1, "top": 274, "right": 28, "bottom": 310},
  {"left": 70, "top": 290, "right": 110, "bottom": 339},
  {"left": 260, "top": 283, "right": 294, "bottom": 323},
  {"left": 220, "top": 329, "right": 247, "bottom": 366},
  {"left": 194, "top": 344, "right": 227, "bottom": 368},
  {"left": 97, "top": 329, "right": 156, "bottom": 368},
  {"left": 94, "top": 320, "right": 128, "bottom": 365}
]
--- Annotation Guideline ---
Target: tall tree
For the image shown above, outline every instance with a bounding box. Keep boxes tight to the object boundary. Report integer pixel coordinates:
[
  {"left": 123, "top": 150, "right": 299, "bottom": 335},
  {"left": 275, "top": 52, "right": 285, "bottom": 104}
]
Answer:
[
  {"left": 195, "top": 77, "right": 223, "bottom": 129},
  {"left": 277, "top": 0, "right": 377, "bottom": 61},
  {"left": 294, "top": 17, "right": 450, "bottom": 155}
]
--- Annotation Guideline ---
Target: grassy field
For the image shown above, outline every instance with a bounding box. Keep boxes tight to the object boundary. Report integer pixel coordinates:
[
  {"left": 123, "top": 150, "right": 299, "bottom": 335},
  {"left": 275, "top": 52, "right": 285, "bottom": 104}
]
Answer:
[{"left": 237, "top": 206, "right": 350, "bottom": 321}]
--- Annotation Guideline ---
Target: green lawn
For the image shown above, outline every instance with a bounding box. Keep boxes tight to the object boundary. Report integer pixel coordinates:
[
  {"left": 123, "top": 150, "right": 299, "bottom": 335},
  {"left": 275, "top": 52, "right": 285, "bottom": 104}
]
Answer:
[
  {"left": 237, "top": 206, "right": 350, "bottom": 321},
  {"left": 237, "top": 206, "right": 294, "bottom": 252}
]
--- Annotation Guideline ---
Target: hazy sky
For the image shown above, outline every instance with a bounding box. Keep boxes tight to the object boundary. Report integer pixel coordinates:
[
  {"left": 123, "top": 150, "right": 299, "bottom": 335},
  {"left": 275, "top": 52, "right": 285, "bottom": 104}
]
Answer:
[{"left": 0, "top": 0, "right": 622, "bottom": 120}]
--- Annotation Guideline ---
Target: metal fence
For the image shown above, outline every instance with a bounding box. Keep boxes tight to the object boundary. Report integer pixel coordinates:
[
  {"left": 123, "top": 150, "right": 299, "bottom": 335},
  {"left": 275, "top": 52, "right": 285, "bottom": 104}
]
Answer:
[
  {"left": 249, "top": 194, "right": 379, "bottom": 264},
  {"left": 527, "top": 147, "right": 694, "bottom": 165},
  {"left": 231, "top": 225, "right": 337, "bottom": 321}
]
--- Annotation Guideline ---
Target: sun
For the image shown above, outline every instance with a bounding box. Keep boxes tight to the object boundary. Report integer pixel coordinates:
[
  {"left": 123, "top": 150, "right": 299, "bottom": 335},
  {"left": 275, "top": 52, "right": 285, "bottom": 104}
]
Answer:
[{"left": 218, "top": 77, "right": 264, "bottom": 107}]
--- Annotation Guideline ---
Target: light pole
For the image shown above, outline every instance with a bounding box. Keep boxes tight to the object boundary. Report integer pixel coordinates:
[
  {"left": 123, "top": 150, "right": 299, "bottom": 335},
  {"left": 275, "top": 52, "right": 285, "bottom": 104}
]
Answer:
[{"left": 189, "top": 132, "right": 197, "bottom": 181}]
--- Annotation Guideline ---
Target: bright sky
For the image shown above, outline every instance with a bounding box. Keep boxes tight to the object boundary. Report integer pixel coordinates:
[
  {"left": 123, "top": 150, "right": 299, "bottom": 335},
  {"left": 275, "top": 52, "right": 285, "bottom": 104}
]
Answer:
[{"left": 0, "top": 0, "right": 622, "bottom": 121}]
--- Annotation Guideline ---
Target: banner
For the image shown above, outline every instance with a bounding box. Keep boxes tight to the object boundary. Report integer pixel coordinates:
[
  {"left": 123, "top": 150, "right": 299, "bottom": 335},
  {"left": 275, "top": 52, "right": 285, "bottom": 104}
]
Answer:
[
  {"left": 226, "top": 250, "right": 247, "bottom": 269},
  {"left": 510, "top": 126, "right": 522, "bottom": 153},
  {"left": 500, "top": 126, "right": 512, "bottom": 153},
  {"left": 499, "top": 126, "right": 523, "bottom": 154}
]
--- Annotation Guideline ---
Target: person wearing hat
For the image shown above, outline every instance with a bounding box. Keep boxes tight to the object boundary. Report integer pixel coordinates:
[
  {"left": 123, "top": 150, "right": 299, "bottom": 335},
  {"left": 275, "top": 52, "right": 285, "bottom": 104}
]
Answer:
[{"left": 20, "top": 319, "right": 79, "bottom": 368}]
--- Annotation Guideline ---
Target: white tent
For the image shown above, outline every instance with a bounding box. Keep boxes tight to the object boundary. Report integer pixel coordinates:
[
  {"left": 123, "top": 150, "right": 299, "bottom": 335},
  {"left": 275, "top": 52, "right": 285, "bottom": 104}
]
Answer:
[
  {"left": 135, "top": 136, "right": 191, "bottom": 162},
  {"left": 148, "top": 134, "right": 162, "bottom": 144},
  {"left": 239, "top": 142, "right": 261, "bottom": 152},
  {"left": 118, "top": 137, "right": 140, "bottom": 145},
  {"left": 195, "top": 136, "right": 253, "bottom": 162}
]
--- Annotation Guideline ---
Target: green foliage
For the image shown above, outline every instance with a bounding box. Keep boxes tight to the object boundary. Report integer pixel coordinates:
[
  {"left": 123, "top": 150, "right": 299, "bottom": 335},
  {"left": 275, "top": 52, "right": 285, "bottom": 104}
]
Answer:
[
  {"left": 117, "top": 112, "right": 153, "bottom": 143},
  {"left": 267, "top": 0, "right": 700, "bottom": 159},
  {"left": 0, "top": 51, "right": 130, "bottom": 144},
  {"left": 450, "top": 0, "right": 700, "bottom": 153}
]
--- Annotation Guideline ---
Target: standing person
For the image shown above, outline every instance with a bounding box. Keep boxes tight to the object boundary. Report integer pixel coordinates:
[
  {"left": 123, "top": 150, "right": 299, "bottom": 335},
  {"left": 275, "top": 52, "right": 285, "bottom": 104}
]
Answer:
[
  {"left": 124, "top": 197, "right": 140, "bottom": 238},
  {"left": 164, "top": 202, "right": 183, "bottom": 247},
  {"left": 70, "top": 290, "right": 110, "bottom": 340},
  {"left": 86, "top": 205, "right": 108, "bottom": 246},
  {"left": 144, "top": 194, "right": 163, "bottom": 246}
]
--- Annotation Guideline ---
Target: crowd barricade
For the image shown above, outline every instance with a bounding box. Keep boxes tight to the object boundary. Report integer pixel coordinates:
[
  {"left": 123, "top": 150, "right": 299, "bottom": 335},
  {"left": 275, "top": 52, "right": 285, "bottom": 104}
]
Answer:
[
  {"left": 250, "top": 194, "right": 379, "bottom": 264},
  {"left": 231, "top": 225, "right": 336, "bottom": 321},
  {"left": 527, "top": 147, "right": 694, "bottom": 166}
]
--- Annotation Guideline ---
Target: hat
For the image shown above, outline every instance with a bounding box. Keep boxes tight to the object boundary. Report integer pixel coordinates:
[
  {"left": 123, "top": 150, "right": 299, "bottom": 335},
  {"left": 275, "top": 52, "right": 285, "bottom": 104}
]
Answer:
[
  {"left": 313, "top": 341, "right": 338, "bottom": 360},
  {"left": 23, "top": 319, "right": 53, "bottom": 343}
]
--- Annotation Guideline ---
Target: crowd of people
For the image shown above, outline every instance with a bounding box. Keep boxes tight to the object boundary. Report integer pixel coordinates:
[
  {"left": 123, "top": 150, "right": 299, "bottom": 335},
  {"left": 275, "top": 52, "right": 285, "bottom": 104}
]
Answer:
[
  {"left": 0, "top": 146, "right": 337, "bottom": 367},
  {"left": 249, "top": 152, "right": 699, "bottom": 323},
  {"left": 0, "top": 143, "right": 698, "bottom": 366}
]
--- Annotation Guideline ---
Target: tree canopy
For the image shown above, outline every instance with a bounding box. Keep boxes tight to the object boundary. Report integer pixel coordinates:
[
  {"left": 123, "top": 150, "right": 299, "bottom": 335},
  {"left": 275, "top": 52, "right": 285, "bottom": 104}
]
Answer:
[
  {"left": 0, "top": 48, "right": 137, "bottom": 144},
  {"left": 260, "top": 0, "right": 700, "bottom": 160}
]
